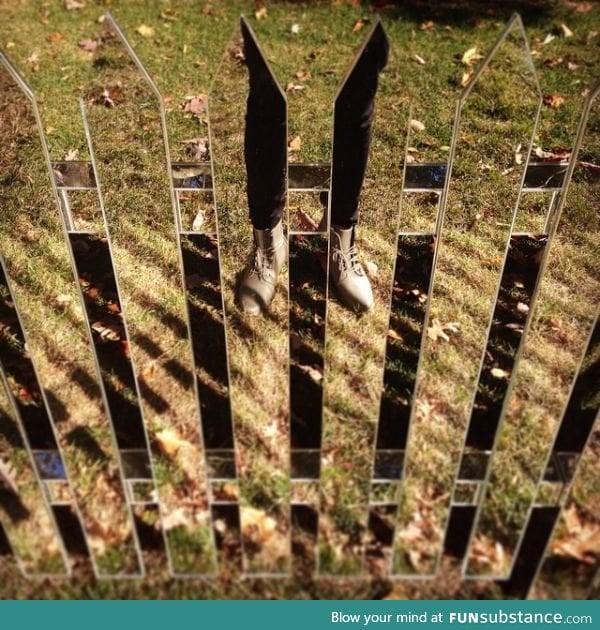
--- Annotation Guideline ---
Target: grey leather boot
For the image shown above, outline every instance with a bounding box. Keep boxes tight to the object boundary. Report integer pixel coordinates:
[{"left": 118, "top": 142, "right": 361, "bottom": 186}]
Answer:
[
  {"left": 238, "top": 220, "right": 287, "bottom": 315},
  {"left": 329, "top": 225, "right": 373, "bottom": 312}
]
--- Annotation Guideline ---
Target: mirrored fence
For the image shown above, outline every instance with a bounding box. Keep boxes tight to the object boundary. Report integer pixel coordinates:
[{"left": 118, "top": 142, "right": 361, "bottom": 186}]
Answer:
[
  {"left": 0, "top": 13, "right": 597, "bottom": 594},
  {"left": 392, "top": 15, "right": 542, "bottom": 577},
  {"left": 0, "top": 50, "right": 141, "bottom": 578}
]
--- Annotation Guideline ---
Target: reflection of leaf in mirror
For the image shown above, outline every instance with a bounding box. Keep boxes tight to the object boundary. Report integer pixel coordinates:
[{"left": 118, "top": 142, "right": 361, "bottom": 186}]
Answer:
[{"left": 552, "top": 505, "right": 600, "bottom": 563}]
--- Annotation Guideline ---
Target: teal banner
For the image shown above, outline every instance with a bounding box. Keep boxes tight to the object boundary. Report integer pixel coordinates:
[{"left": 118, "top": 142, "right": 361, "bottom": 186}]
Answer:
[{"left": 0, "top": 600, "right": 598, "bottom": 630}]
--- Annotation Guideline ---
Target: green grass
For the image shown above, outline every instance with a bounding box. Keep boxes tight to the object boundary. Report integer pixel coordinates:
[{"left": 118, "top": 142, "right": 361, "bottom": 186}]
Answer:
[{"left": 0, "top": 0, "right": 598, "bottom": 599}]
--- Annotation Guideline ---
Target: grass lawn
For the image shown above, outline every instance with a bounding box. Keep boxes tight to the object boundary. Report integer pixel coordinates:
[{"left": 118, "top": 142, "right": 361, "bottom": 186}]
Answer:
[{"left": 0, "top": 0, "right": 598, "bottom": 599}]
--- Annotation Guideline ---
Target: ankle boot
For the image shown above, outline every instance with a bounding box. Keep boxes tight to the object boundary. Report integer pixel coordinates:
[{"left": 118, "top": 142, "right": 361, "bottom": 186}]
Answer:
[
  {"left": 238, "top": 220, "right": 287, "bottom": 314},
  {"left": 329, "top": 225, "right": 373, "bottom": 312}
]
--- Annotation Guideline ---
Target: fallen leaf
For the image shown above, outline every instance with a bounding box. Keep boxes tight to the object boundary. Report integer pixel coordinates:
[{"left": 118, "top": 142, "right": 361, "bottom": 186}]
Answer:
[
  {"left": 490, "top": 367, "right": 509, "bottom": 380},
  {"left": 298, "top": 363, "right": 323, "bottom": 383},
  {"left": 365, "top": 260, "right": 378, "bottom": 277},
  {"left": 255, "top": 6, "right": 267, "bottom": 20},
  {"left": 288, "top": 136, "right": 301, "bottom": 152},
  {"left": 78, "top": 38, "right": 98, "bottom": 52},
  {"left": 552, "top": 505, "right": 600, "bottom": 563},
  {"left": 461, "top": 46, "right": 483, "bottom": 66},
  {"left": 427, "top": 318, "right": 459, "bottom": 342},
  {"left": 286, "top": 83, "right": 304, "bottom": 92},
  {"left": 182, "top": 94, "right": 207, "bottom": 116},
  {"left": 352, "top": 18, "right": 367, "bottom": 33},
  {"left": 460, "top": 71, "right": 473, "bottom": 87},
  {"left": 575, "top": 2, "right": 593, "bottom": 12},
  {"left": 413, "top": 54, "right": 426, "bottom": 65},
  {"left": 543, "top": 93, "right": 565, "bottom": 108},
  {"left": 542, "top": 33, "right": 556, "bottom": 45},
  {"left": 420, "top": 20, "right": 435, "bottom": 31},
  {"left": 181, "top": 137, "right": 209, "bottom": 160},
  {"left": 65, "top": 0, "right": 85, "bottom": 8},
  {"left": 191, "top": 211, "right": 205, "bottom": 231},
  {"left": 296, "top": 208, "right": 318, "bottom": 231},
  {"left": 162, "top": 507, "right": 190, "bottom": 531},
  {"left": 160, "top": 8, "right": 178, "bottom": 21},
  {"left": 291, "top": 23, "right": 300, "bottom": 34},
  {"left": 514, "top": 143, "right": 523, "bottom": 165},
  {"left": 155, "top": 428, "right": 192, "bottom": 457},
  {"left": 410, "top": 119, "right": 426, "bottom": 132},
  {"left": 242, "top": 506, "right": 277, "bottom": 543},
  {"left": 136, "top": 24, "right": 155, "bottom": 38},
  {"left": 567, "top": 61, "right": 579, "bottom": 71},
  {"left": 295, "top": 69, "right": 310, "bottom": 81},
  {"left": 99, "top": 88, "right": 115, "bottom": 108},
  {"left": 387, "top": 329, "right": 403, "bottom": 341},
  {"left": 91, "top": 321, "right": 123, "bottom": 342},
  {"left": 534, "top": 145, "right": 571, "bottom": 161},
  {"left": 47, "top": 32, "right": 64, "bottom": 44},
  {"left": 560, "top": 23, "right": 573, "bottom": 38},
  {"left": 63, "top": 148, "right": 78, "bottom": 160},
  {"left": 543, "top": 56, "right": 563, "bottom": 68}
]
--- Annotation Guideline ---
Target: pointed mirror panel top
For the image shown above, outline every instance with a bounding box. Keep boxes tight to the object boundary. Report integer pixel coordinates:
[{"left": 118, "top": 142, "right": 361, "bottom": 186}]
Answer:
[
  {"left": 206, "top": 18, "right": 290, "bottom": 575},
  {"left": 392, "top": 15, "right": 542, "bottom": 576},
  {"left": 465, "top": 79, "right": 600, "bottom": 579},
  {"left": 83, "top": 15, "right": 218, "bottom": 575}
]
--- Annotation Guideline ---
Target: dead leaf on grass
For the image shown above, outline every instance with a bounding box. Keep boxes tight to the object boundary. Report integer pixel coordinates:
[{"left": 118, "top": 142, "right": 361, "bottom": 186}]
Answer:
[
  {"left": 136, "top": 24, "right": 155, "bottom": 38},
  {"left": 78, "top": 38, "right": 98, "bottom": 53},
  {"left": 181, "top": 137, "right": 209, "bottom": 160},
  {"left": 490, "top": 367, "right": 509, "bottom": 380},
  {"left": 47, "top": 32, "right": 65, "bottom": 44},
  {"left": 255, "top": 6, "right": 267, "bottom": 20},
  {"left": 288, "top": 136, "right": 301, "bottom": 152},
  {"left": 413, "top": 54, "right": 426, "bottom": 65},
  {"left": 155, "top": 428, "right": 194, "bottom": 457},
  {"left": 352, "top": 18, "right": 368, "bottom": 33},
  {"left": 542, "top": 33, "right": 556, "bottom": 45},
  {"left": 544, "top": 93, "right": 565, "bottom": 108},
  {"left": 560, "top": 23, "right": 574, "bottom": 38},
  {"left": 26, "top": 52, "right": 40, "bottom": 71},
  {"left": 420, "top": 20, "right": 435, "bottom": 31},
  {"left": 461, "top": 46, "right": 483, "bottom": 66},
  {"left": 298, "top": 363, "right": 323, "bottom": 383},
  {"left": 296, "top": 208, "right": 318, "bottom": 231},
  {"left": 427, "top": 318, "right": 460, "bottom": 342},
  {"left": 552, "top": 505, "right": 600, "bottom": 563},
  {"left": 182, "top": 94, "right": 207, "bottom": 116},
  {"left": 65, "top": 0, "right": 85, "bottom": 9},
  {"left": 409, "top": 119, "right": 426, "bottom": 132},
  {"left": 460, "top": 71, "right": 473, "bottom": 87},
  {"left": 91, "top": 321, "right": 123, "bottom": 342}
]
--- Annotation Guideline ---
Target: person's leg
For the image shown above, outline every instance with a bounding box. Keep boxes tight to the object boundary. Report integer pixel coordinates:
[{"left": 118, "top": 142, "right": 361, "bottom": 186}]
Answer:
[
  {"left": 243, "top": 24, "right": 286, "bottom": 230},
  {"left": 328, "top": 23, "right": 389, "bottom": 312},
  {"left": 330, "top": 24, "right": 389, "bottom": 228},
  {"left": 238, "top": 19, "right": 287, "bottom": 314}
]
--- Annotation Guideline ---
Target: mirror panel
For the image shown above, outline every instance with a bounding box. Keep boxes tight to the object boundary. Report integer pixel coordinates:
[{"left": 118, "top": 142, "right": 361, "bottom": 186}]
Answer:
[{"left": 392, "top": 17, "right": 541, "bottom": 576}]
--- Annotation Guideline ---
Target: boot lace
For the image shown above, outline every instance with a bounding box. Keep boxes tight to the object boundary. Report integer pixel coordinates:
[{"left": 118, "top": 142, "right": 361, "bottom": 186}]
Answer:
[
  {"left": 332, "top": 243, "right": 364, "bottom": 279},
  {"left": 250, "top": 244, "right": 279, "bottom": 282}
]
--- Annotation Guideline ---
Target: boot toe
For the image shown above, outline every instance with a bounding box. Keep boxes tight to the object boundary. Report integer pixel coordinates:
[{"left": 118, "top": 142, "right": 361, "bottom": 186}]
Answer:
[
  {"left": 337, "top": 276, "right": 374, "bottom": 313},
  {"left": 238, "top": 273, "right": 276, "bottom": 315}
]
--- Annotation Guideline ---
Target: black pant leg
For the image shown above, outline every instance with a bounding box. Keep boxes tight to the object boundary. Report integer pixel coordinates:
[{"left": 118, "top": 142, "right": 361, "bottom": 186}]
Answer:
[
  {"left": 243, "top": 25, "right": 287, "bottom": 231},
  {"left": 330, "top": 25, "right": 389, "bottom": 229}
]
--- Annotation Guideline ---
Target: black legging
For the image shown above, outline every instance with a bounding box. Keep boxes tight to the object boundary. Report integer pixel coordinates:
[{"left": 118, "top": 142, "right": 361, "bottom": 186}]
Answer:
[{"left": 243, "top": 21, "right": 389, "bottom": 230}]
